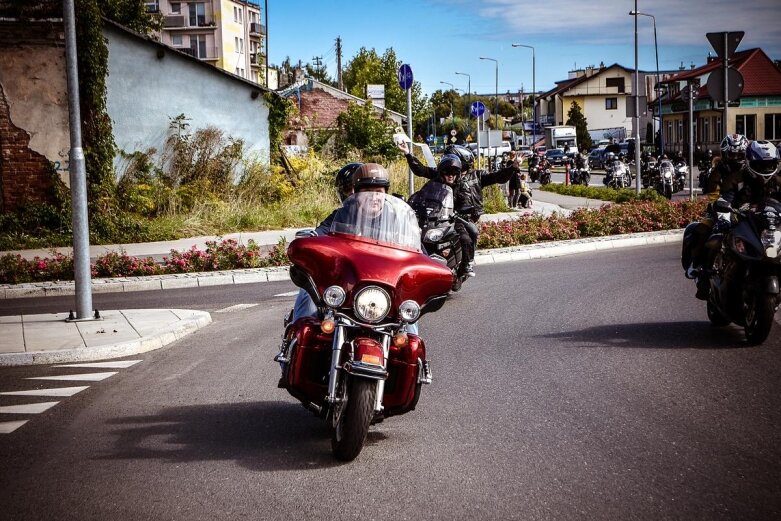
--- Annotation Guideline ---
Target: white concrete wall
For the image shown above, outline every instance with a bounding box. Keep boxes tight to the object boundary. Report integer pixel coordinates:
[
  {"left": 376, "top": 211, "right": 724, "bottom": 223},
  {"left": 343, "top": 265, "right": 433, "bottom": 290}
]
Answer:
[{"left": 104, "top": 23, "right": 270, "bottom": 179}]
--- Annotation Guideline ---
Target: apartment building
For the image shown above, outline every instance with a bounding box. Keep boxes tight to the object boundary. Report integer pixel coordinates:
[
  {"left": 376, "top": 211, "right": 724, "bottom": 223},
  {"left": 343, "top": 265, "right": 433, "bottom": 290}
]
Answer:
[{"left": 146, "top": 0, "right": 270, "bottom": 86}]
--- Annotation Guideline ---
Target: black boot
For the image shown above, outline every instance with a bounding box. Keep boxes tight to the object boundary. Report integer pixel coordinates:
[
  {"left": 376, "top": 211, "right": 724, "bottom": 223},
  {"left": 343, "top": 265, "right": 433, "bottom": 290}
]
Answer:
[{"left": 695, "top": 276, "right": 709, "bottom": 300}]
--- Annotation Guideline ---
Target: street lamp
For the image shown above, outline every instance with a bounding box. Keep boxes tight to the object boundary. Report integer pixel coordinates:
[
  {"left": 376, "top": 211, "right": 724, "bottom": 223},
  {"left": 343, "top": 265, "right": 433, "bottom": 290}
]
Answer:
[
  {"left": 440, "top": 81, "right": 457, "bottom": 130},
  {"left": 629, "top": 10, "right": 663, "bottom": 155},
  {"left": 512, "top": 43, "right": 535, "bottom": 148},
  {"left": 455, "top": 71, "right": 471, "bottom": 131},
  {"left": 630, "top": 3, "right": 641, "bottom": 194},
  {"left": 479, "top": 57, "right": 499, "bottom": 128}
]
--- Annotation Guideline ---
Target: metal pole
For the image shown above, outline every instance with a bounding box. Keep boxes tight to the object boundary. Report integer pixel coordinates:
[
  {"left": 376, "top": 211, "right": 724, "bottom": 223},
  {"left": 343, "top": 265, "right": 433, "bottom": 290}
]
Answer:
[
  {"left": 723, "top": 33, "right": 729, "bottom": 138},
  {"left": 264, "top": 0, "right": 269, "bottom": 88},
  {"left": 456, "top": 72, "right": 471, "bottom": 134},
  {"left": 63, "top": 0, "right": 93, "bottom": 320},
  {"left": 532, "top": 49, "right": 536, "bottom": 149},
  {"left": 652, "top": 16, "right": 662, "bottom": 155},
  {"left": 494, "top": 62, "right": 498, "bottom": 129},
  {"left": 688, "top": 80, "right": 695, "bottom": 200},
  {"left": 633, "top": 1, "right": 641, "bottom": 194},
  {"left": 407, "top": 87, "right": 413, "bottom": 196}
]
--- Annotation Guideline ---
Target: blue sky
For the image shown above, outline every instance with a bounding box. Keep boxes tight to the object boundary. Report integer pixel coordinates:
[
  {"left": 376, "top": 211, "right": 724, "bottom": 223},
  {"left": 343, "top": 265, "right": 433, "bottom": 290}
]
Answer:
[{"left": 268, "top": 0, "right": 781, "bottom": 97}]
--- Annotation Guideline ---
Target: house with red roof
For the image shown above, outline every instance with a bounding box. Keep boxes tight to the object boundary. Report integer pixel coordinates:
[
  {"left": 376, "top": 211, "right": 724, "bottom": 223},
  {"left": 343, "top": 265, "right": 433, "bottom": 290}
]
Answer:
[{"left": 657, "top": 48, "right": 781, "bottom": 154}]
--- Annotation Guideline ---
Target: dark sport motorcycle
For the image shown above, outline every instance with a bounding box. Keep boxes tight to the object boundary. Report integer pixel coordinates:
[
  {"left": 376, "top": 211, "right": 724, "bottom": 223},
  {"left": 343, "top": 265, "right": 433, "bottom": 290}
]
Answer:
[
  {"left": 408, "top": 181, "right": 473, "bottom": 292},
  {"left": 700, "top": 198, "right": 781, "bottom": 345},
  {"left": 276, "top": 192, "right": 453, "bottom": 460}
]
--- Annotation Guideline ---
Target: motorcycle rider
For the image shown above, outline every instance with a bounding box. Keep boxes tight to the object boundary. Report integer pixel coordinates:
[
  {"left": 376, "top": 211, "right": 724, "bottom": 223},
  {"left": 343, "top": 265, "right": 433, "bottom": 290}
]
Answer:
[
  {"left": 681, "top": 134, "right": 760, "bottom": 300},
  {"left": 528, "top": 151, "right": 541, "bottom": 181},
  {"left": 398, "top": 141, "right": 519, "bottom": 276},
  {"left": 292, "top": 163, "right": 362, "bottom": 321}
]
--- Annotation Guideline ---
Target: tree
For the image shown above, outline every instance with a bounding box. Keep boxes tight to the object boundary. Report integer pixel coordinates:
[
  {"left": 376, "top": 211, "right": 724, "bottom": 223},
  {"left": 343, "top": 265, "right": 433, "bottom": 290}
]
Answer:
[
  {"left": 335, "top": 102, "right": 399, "bottom": 162},
  {"left": 566, "top": 101, "right": 592, "bottom": 150}
]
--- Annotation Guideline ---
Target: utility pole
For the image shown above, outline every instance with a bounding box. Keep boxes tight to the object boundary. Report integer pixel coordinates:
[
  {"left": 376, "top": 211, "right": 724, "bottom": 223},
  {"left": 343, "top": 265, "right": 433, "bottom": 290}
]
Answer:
[
  {"left": 336, "top": 36, "right": 343, "bottom": 90},
  {"left": 264, "top": 0, "right": 268, "bottom": 88},
  {"left": 312, "top": 55, "right": 323, "bottom": 78}
]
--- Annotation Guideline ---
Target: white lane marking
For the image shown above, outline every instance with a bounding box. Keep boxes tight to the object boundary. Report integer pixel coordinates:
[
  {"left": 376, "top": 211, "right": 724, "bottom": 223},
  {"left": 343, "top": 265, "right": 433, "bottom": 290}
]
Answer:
[
  {"left": 27, "top": 372, "right": 117, "bottom": 382},
  {"left": 54, "top": 360, "right": 141, "bottom": 369},
  {"left": 216, "top": 304, "right": 259, "bottom": 313},
  {"left": 0, "top": 386, "right": 89, "bottom": 397},
  {"left": 0, "top": 420, "right": 28, "bottom": 434},
  {"left": 0, "top": 402, "right": 59, "bottom": 414},
  {"left": 274, "top": 291, "right": 299, "bottom": 297}
]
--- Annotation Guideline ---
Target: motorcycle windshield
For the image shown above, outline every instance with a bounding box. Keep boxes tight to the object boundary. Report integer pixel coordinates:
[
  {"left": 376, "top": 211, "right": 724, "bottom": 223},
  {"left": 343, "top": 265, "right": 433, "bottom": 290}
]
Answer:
[
  {"left": 330, "top": 192, "right": 422, "bottom": 251},
  {"left": 409, "top": 181, "right": 454, "bottom": 223},
  {"left": 659, "top": 161, "right": 674, "bottom": 176}
]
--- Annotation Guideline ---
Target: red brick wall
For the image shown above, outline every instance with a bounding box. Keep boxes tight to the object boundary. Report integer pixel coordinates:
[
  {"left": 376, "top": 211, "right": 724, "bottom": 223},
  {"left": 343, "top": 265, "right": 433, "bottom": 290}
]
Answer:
[
  {"left": 299, "top": 89, "right": 351, "bottom": 128},
  {"left": 0, "top": 84, "right": 55, "bottom": 212}
]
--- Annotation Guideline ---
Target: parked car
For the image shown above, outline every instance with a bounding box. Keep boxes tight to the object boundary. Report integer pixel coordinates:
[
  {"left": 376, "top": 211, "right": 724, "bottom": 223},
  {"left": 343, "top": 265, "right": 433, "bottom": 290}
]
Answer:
[
  {"left": 588, "top": 148, "right": 606, "bottom": 170},
  {"left": 479, "top": 140, "right": 513, "bottom": 158},
  {"left": 544, "top": 148, "right": 566, "bottom": 166}
]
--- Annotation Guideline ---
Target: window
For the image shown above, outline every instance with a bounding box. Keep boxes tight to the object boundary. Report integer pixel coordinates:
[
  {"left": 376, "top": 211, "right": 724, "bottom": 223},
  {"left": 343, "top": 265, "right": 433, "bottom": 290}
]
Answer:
[
  {"left": 238, "top": 9, "right": 242, "bottom": 23},
  {"left": 190, "top": 34, "right": 206, "bottom": 58},
  {"left": 605, "top": 97, "right": 617, "bottom": 110},
  {"left": 764, "top": 114, "right": 781, "bottom": 141},
  {"left": 235, "top": 37, "right": 239, "bottom": 52},
  {"left": 677, "top": 119, "right": 683, "bottom": 143},
  {"left": 735, "top": 114, "right": 756, "bottom": 140},
  {"left": 239, "top": 38, "right": 244, "bottom": 51},
  {"left": 606, "top": 77, "right": 625, "bottom": 93},
  {"left": 170, "top": 2, "right": 180, "bottom": 14},
  {"left": 702, "top": 117, "right": 710, "bottom": 144},
  {"left": 171, "top": 34, "right": 182, "bottom": 46},
  {"left": 714, "top": 116, "right": 722, "bottom": 140},
  {"left": 666, "top": 120, "right": 673, "bottom": 147},
  {"left": 144, "top": 1, "right": 159, "bottom": 13},
  {"left": 188, "top": 2, "right": 205, "bottom": 26}
]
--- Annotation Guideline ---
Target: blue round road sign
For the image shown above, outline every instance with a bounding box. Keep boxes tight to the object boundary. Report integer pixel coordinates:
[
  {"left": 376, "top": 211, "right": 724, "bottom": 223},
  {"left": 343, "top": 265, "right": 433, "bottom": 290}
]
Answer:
[
  {"left": 398, "top": 64, "right": 414, "bottom": 90},
  {"left": 470, "top": 101, "right": 485, "bottom": 117}
]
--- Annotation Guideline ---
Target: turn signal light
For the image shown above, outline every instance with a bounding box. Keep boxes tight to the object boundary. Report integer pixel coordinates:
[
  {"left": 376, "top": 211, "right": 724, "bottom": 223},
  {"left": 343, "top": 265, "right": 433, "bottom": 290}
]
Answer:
[
  {"left": 321, "top": 319, "right": 335, "bottom": 334},
  {"left": 393, "top": 332, "right": 409, "bottom": 347}
]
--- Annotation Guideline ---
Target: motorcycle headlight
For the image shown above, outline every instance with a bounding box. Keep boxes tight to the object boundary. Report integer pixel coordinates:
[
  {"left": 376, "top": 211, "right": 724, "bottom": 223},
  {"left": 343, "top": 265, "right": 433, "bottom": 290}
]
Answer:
[
  {"left": 398, "top": 300, "right": 421, "bottom": 322},
  {"left": 353, "top": 286, "right": 391, "bottom": 323},
  {"left": 323, "top": 285, "right": 346, "bottom": 307},
  {"left": 664, "top": 171, "right": 672, "bottom": 179},
  {"left": 425, "top": 228, "right": 444, "bottom": 242},
  {"left": 760, "top": 229, "right": 781, "bottom": 258}
]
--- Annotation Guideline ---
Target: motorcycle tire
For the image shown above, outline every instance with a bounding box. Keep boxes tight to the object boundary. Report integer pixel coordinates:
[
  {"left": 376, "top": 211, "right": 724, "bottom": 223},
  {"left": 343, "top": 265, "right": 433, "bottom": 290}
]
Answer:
[
  {"left": 332, "top": 378, "right": 376, "bottom": 461},
  {"left": 743, "top": 293, "right": 776, "bottom": 346},
  {"left": 706, "top": 296, "right": 731, "bottom": 327},
  {"left": 581, "top": 174, "right": 590, "bottom": 186},
  {"left": 664, "top": 185, "right": 673, "bottom": 199}
]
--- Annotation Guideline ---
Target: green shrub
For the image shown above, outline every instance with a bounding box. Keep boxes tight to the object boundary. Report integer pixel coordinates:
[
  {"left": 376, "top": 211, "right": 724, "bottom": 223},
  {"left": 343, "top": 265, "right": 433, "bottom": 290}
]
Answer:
[{"left": 539, "top": 183, "right": 665, "bottom": 203}]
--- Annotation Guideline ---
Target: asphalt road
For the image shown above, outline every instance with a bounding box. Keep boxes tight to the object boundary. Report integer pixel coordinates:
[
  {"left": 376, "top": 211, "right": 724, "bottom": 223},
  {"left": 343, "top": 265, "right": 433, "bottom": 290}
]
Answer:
[{"left": 1, "top": 243, "right": 780, "bottom": 520}]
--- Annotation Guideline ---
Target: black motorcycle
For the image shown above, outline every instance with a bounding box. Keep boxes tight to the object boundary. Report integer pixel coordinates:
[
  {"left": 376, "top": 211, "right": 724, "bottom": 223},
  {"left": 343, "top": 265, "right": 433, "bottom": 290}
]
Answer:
[
  {"left": 603, "top": 159, "right": 631, "bottom": 189},
  {"left": 570, "top": 158, "right": 591, "bottom": 186},
  {"left": 408, "top": 182, "right": 472, "bottom": 292},
  {"left": 701, "top": 198, "right": 781, "bottom": 345},
  {"left": 539, "top": 165, "right": 552, "bottom": 185}
]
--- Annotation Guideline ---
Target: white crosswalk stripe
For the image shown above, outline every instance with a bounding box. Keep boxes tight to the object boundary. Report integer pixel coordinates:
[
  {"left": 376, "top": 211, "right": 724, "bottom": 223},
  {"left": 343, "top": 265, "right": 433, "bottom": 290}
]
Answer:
[
  {"left": 54, "top": 360, "right": 141, "bottom": 369},
  {"left": 26, "top": 372, "right": 117, "bottom": 382},
  {"left": 216, "top": 303, "right": 259, "bottom": 313},
  {"left": 0, "top": 402, "right": 59, "bottom": 414},
  {"left": 0, "top": 386, "right": 89, "bottom": 397},
  {"left": 0, "top": 421, "right": 29, "bottom": 434}
]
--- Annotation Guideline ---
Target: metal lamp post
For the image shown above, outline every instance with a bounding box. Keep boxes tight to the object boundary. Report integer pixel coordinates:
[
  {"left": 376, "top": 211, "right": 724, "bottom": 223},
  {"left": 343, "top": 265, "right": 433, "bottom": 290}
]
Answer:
[
  {"left": 512, "top": 43, "right": 535, "bottom": 148},
  {"left": 630, "top": 10, "right": 663, "bottom": 155},
  {"left": 479, "top": 57, "right": 499, "bottom": 129},
  {"left": 440, "top": 81, "right": 456, "bottom": 130},
  {"left": 455, "top": 71, "right": 471, "bottom": 132},
  {"left": 631, "top": 3, "right": 642, "bottom": 194}
]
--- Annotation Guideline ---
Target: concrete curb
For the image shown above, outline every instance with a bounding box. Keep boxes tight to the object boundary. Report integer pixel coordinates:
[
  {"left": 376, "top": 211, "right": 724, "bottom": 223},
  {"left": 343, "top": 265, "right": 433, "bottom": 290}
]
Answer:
[
  {"left": 1, "top": 230, "right": 684, "bottom": 299},
  {"left": 0, "top": 310, "right": 212, "bottom": 367}
]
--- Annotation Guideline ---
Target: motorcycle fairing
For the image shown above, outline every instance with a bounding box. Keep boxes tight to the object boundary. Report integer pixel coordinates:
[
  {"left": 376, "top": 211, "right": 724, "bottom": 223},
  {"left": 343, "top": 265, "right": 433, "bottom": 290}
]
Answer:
[{"left": 288, "top": 235, "right": 453, "bottom": 310}]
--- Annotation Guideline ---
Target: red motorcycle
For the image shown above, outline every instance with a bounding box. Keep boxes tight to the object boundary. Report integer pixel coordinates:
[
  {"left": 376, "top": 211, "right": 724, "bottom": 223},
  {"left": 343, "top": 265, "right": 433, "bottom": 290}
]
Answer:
[{"left": 276, "top": 192, "right": 453, "bottom": 461}]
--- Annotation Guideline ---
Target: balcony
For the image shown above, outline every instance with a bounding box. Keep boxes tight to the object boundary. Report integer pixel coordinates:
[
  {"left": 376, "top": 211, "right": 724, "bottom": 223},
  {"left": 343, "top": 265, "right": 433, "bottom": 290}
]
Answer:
[
  {"left": 164, "top": 15, "right": 186, "bottom": 27},
  {"left": 249, "top": 23, "right": 266, "bottom": 36},
  {"left": 177, "top": 46, "right": 219, "bottom": 61},
  {"left": 249, "top": 52, "right": 265, "bottom": 67}
]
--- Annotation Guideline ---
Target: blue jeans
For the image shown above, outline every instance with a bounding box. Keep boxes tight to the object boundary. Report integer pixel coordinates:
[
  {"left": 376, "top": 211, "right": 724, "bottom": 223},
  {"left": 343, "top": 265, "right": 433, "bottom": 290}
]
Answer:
[{"left": 292, "top": 289, "right": 419, "bottom": 335}]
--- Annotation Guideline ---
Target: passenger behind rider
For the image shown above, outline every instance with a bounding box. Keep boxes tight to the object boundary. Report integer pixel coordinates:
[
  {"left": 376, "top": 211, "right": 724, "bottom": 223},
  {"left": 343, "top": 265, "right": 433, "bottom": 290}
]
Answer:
[{"left": 398, "top": 140, "right": 520, "bottom": 276}]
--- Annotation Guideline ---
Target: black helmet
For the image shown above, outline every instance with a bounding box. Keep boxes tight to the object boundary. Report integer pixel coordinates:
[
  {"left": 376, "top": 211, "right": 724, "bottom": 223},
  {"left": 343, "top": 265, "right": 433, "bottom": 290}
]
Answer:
[
  {"left": 437, "top": 154, "right": 462, "bottom": 181},
  {"left": 444, "top": 144, "right": 474, "bottom": 172},
  {"left": 335, "top": 163, "right": 362, "bottom": 201},
  {"left": 352, "top": 163, "right": 390, "bottom": 190}
]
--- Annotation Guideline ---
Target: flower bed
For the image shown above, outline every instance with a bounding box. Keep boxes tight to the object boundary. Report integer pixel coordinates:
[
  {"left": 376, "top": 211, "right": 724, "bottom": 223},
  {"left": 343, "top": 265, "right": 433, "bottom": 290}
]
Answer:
[{"left": 1, "top": 199, "right": 707, "bottom": 284}]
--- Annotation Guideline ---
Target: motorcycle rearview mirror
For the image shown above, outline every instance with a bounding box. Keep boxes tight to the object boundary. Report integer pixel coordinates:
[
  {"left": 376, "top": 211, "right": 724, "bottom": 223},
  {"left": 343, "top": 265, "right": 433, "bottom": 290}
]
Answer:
[{"left": 295, "top": 229, "right": 318, "bottom": 238}]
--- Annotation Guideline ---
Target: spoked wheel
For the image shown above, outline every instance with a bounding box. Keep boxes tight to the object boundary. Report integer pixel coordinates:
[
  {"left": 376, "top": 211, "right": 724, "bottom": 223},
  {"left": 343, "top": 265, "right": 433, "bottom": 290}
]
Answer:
[
  {"left": 743, "top": 293, "right": 776, "bottom": 345},
  {"left": 332, "top": 377, "right": 376, "bottom": 461}
]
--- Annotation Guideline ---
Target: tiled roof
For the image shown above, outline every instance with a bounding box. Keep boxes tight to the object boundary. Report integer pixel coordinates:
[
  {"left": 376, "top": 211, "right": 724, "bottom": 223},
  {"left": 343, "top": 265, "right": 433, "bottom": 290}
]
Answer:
[{"left": 661, "top": 48, "right": 781, "bottom": 98}]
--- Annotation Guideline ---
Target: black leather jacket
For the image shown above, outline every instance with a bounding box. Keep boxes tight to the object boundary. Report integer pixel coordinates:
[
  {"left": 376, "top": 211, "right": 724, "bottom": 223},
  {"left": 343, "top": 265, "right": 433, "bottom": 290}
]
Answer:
[{"left": 405, "top": 153, "right": 517, "bottom": 219}]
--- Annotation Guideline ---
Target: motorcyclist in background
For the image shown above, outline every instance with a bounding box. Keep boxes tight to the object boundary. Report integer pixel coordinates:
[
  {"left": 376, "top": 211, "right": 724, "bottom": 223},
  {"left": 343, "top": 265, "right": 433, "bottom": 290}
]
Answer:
[
  {"left": 681, "top": 134, "right": 770, "bottom": 299},
  {"left": 398, "top": 141, "right": 519, "bottom": 276}
]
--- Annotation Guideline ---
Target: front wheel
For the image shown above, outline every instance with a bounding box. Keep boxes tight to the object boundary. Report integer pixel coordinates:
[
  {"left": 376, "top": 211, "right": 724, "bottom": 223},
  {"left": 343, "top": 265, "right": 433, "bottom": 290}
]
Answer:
[
  {"left": 581, "top": 173, "right": 590, "bottom": 186},
  {"left": 743, "top": 293, "right": 777, "bottom": 345},
  {"left": 664, "top": 184, "right": 673, "bottom": 199},
  {"left": 706, "top": 295, "right": 731, "bottom": 327},
  {"left": 332, "top": 378, "right": 376, "bottom": 461}
]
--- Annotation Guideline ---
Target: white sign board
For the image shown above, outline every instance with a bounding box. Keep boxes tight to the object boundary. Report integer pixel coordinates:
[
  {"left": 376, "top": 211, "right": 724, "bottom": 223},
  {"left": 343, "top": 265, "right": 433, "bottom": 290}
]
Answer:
[{"left": 366, "top": 84, "right": 385, "bottom": 99}]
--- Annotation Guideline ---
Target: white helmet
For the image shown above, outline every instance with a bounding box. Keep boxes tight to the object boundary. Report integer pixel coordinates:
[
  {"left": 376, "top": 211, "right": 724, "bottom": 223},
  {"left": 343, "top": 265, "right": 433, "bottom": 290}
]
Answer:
[{"left": 745, "top": 140, "right": 780, "bottom": 184}]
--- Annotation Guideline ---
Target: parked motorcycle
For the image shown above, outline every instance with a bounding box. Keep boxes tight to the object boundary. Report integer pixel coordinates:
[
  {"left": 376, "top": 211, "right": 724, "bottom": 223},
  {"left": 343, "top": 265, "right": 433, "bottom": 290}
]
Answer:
[
  {"left": 700, "top": 197, "right": 781, "bottom": 345},
  {"left": 277, "top": 192, "right": 453, "bottom": 460},
  {"left": 408, "top": 182, "right": 472, "bottom": 291},
  {"left": 603, "top": 158, "right": 631, "bottom": 189}
]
